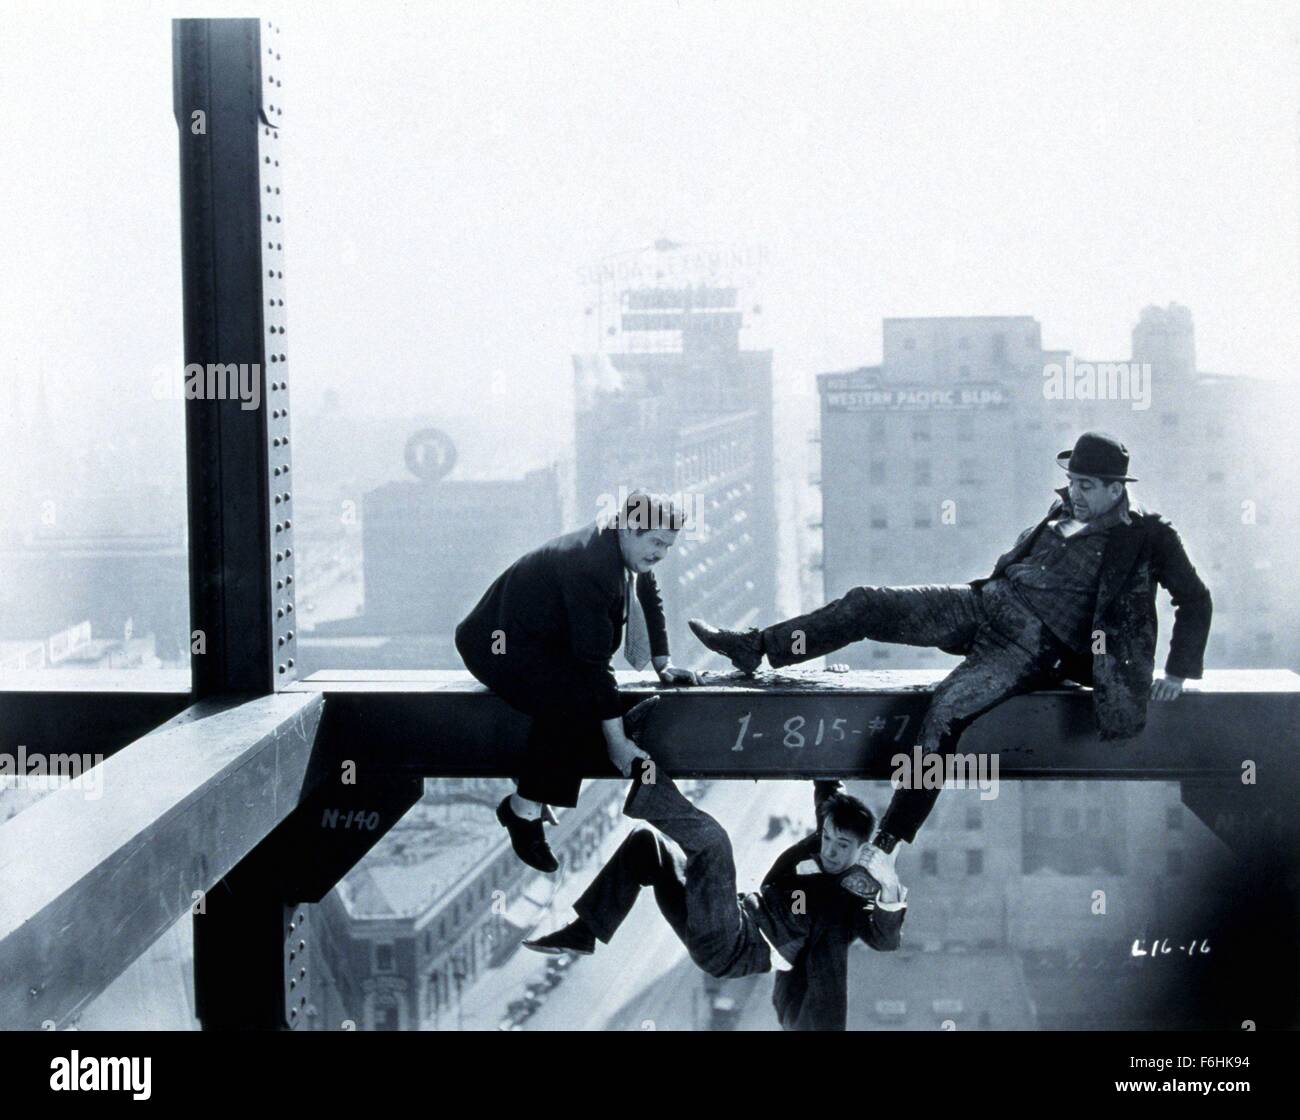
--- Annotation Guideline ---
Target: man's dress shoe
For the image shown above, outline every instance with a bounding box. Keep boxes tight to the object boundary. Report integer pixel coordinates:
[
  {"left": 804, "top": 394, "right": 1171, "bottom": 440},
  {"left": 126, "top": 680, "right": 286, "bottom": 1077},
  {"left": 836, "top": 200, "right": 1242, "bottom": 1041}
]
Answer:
[
  {"left": 838, "top": 865, "right": 879, "bottom": 899},
  {"left": 522, "top": 920, "right": 596, "bottom": 956},
  {"left": 687, "top": 618, "right": 764, "bottom": 675},
  {"left": 496, "top": 796, "right": 559, "bottom": 873}
]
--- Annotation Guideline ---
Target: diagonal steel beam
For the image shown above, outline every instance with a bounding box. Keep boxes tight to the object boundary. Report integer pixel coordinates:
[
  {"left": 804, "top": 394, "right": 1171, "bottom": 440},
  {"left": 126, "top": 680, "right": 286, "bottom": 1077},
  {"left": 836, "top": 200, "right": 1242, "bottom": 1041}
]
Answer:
[{"left": 0, "top": 692, "right": 323, "bottom": 1030}]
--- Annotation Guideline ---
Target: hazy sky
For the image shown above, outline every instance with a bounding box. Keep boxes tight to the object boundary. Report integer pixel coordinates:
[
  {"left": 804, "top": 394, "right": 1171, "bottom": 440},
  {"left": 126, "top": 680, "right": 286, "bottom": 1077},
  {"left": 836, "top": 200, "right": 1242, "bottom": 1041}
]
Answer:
[{"left": 2, "top": 0, "right": 1296, "bottom": 476}]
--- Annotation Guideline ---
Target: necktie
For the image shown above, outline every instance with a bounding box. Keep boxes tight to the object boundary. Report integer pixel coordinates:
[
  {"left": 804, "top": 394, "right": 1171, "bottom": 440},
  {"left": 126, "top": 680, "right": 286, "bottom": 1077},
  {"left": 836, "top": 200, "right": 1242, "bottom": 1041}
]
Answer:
[{"left": 623, "top": 572, "right": 651, "bottom": 670}]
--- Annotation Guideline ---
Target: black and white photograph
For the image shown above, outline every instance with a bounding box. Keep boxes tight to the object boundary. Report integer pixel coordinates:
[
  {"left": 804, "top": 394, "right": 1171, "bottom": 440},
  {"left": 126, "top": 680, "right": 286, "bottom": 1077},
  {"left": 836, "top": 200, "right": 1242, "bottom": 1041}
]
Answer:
[{"left": 0, "top": 0, "right": 1295, "bottom": 1099}]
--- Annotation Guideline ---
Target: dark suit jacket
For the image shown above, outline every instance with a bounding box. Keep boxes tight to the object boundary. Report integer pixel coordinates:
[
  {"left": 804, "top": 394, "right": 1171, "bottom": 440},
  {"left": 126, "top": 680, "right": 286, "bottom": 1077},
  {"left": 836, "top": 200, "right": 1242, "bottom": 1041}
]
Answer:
[
  {"left": 455, "top": 521, "right": 669, "bottom": 720},
  {"left": 757, "top": 784, "right": 905, "bottom": 1032},
  {"left": 967, "top": 489, "right": 1212, "bottom": 740}
]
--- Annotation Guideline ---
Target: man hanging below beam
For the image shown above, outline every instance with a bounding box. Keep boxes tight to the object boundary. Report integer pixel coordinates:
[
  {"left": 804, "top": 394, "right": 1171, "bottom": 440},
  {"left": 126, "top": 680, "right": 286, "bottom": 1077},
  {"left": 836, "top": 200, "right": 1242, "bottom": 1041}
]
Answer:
[
  {"left": 690, "top": 431, "right": 1212, "bottom": 854},
  {"left": 456, "top": 490, "right": 698, "bottom": 873},
  {"left": 524, "top": 771, "right": 906, "bottom": 1032}
]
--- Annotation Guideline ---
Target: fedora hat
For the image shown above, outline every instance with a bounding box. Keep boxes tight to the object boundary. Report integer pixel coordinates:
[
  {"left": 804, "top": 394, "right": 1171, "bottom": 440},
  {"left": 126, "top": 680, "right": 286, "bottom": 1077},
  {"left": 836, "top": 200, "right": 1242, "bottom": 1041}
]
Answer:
[{"left": 1056, "top": 431, "right": 1138, "bottom": 482}]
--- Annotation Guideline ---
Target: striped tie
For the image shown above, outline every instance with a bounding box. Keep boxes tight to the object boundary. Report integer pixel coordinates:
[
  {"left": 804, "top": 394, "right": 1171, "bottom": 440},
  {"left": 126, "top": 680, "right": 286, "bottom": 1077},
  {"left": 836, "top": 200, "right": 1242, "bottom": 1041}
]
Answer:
[{"left": 623, "top": 572, "right": 651, "bottom": 670}]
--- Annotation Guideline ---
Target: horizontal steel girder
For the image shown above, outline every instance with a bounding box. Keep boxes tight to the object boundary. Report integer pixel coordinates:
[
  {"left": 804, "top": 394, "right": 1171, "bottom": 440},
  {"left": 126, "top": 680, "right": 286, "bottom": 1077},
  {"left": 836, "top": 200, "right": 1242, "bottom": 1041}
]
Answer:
[
  {"left": 0, "top": 692, "right": 323, "bottom": 1029},
  {"left": 287, "top": 668, "right": 1300, "bottom": 783},
  {"left": 0, "top": 671, "right": 191, "bottom": 768}
]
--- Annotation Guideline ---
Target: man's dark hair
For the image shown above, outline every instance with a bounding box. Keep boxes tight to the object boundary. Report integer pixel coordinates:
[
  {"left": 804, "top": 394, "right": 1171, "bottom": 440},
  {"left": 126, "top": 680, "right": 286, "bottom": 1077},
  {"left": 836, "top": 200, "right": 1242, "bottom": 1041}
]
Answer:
[
  {"left": 620, "top": 490, "right": 687, "bottom": 534},
  {"left": 822, "top": 792, "right": 876, "bottom": 844}
]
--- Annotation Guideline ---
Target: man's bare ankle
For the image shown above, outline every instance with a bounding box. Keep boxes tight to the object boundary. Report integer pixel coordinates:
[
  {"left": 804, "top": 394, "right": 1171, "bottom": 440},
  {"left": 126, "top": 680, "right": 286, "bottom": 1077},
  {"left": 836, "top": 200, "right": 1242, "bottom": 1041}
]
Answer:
[{"left": 510, "top": 794, "right": 543, "bottom": 821}]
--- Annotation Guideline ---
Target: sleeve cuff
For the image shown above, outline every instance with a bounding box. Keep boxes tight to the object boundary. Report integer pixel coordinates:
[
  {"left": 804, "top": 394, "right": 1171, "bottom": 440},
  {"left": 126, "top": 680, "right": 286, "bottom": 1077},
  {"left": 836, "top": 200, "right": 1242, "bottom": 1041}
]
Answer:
[{"left": 874, "top": 899, "right": 907, "bottom": 912}]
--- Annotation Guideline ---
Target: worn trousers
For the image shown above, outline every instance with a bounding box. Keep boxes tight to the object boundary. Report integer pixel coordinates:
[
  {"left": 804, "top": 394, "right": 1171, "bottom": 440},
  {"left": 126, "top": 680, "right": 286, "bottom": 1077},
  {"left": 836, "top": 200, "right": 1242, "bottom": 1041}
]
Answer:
[
  {"left": 573, "top": 776, "right": 772, "bottom": 979},
  {"left": 760, "top": 581, "right": 1066, "bottom": 842}
]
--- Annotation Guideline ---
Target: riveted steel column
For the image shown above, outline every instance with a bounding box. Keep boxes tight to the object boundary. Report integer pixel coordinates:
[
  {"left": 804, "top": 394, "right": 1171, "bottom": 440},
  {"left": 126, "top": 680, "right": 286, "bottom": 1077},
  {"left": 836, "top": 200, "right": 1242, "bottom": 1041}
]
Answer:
[
  {"left": 174, "top": 15, "right": 297, "bottom": 698},
  {"left": 174, "top": 15, "right": 304, "bottom": 1029}
]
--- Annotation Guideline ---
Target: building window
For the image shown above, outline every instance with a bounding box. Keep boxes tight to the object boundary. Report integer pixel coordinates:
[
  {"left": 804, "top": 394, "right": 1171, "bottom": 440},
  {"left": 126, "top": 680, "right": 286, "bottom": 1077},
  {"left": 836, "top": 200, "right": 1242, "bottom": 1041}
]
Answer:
[
  {"left": 912, "top": 416, "right": 931, "bottom": 442},
  {"left": 1062, "top": 807, "right": 1080, "bottom": 833},
  {"left": 1167, "top": 849, "right": 1184, "bottom": 875},
  {"left": 1165, "top": 806, "right": 1183, "bottom": 831},
  {"left": 921, "top": 850, "right": 939, "bottom": 875},
  {"left": 913, "top": 502, "right": 932, "bottom": 529},
  {"left": 1086, "top": 807, "right": 1102, "bottom": 831},
  {"left": 1207, "top": 471, "right": 1224, "bottom": 485},
  {"left": 1032, "top": 807, "right": 1050, "bottom": 833},
  {"left": 957, "top": 414, "right": 975, "bottom": 442},
  {"left": 958, "top": 336, "right": 970, "bottom": 350},
  {"left": 958, "top": 458, "right": 978, "bottom": 484},
  {"left": 428, "top": 973, "right": 443, "bottom": 1014},
  {"left": 965, "top": 806, "right": 982, "bottom": 830},
  {"left": 904, "top": 337, "right": 916, "bottom": 351},
  {"left": 869, "top": 417, "right": 888, "bottom": 441},
  {"left": 870, "top": 505, "right": 888, "bottom": 529},
  {"left": 1161, "top": 413, "right": 1179, "bottom": 428},
  {"left": 913, "top": 459, "right": 931, "bottom": 485},
  {"left": 870, "top": 459, "right": 887, "bottom": 484},
  {"left": 957, "top": 364, "right": 971, "bottom": 379},
  {"left": 375, "top": 941, "right": 396, "bottom": 973},
  {"left": 966, "top": 850, "right": 984, "bottom": 875}
]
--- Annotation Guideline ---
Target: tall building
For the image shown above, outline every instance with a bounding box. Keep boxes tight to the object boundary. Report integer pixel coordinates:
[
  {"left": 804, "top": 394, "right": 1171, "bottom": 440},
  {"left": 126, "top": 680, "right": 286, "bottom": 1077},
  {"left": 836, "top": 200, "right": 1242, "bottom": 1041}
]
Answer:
[
  {"left": 813, "top": 305, "right": 1275, "bottom": 1027},
  {"left": 814, "top": 305, "right": 1299, "bottom": 673},
  {"left": 573, "top": 242, "right": 778, "bottom": 666}
]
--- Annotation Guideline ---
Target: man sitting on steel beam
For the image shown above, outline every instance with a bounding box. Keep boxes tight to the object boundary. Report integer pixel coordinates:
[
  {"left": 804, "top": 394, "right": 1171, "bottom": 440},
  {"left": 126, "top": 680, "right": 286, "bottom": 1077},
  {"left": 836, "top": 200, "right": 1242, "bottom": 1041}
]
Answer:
[
  {"left": 690, "top": 431, "right": 1212, "bottom": 854},
  {"left": 456, "top": 490, "right": 698, "bottom": 873},
  {"left": 524, "top": 770, "right": 906, "bottom": 1031}
]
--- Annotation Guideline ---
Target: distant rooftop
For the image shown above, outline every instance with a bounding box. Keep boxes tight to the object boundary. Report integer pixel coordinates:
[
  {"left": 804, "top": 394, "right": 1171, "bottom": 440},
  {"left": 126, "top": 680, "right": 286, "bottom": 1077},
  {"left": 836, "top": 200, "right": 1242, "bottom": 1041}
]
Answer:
[{"left": 336, "top": 800, "right": 506, "bottom": 920}]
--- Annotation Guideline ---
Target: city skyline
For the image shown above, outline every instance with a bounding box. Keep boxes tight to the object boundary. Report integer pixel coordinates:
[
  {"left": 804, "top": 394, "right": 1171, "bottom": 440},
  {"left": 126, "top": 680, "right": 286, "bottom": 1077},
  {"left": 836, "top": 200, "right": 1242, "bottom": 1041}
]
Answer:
[
  {"left": 1, "top": 5, "right": 1295, "bottom": 1050},
  {"left": 3, "top": 1, "right": 1297, "bottom": 486}
]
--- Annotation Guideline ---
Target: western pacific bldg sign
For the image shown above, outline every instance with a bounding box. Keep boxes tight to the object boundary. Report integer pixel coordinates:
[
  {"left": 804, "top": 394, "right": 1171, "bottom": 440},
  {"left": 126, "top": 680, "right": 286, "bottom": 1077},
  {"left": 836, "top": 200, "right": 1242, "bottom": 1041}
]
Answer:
[{"left": 820, "top": 373, "right": 1011, "bottom": 412}]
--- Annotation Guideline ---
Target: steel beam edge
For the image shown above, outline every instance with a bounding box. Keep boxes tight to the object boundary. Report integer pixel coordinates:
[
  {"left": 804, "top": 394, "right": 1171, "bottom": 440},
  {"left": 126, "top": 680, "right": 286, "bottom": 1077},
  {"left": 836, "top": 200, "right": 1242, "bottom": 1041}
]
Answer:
[
  {"left": 284, "top": 668, "right": 1300, "bottom": 782},
  {"left": 0, "top": 691, "right": 324, "bottom": 1029}
]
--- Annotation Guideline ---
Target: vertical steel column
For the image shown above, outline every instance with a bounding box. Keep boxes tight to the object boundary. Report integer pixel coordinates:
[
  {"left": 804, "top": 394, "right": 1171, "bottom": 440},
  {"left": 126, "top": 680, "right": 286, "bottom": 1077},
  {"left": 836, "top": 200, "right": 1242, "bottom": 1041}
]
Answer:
[
  {"left": 174, "top": 16, "right": 304, "bottom": 1029},
  {"left": 174, "top": 15, "right": 297, "bottom": 699}
]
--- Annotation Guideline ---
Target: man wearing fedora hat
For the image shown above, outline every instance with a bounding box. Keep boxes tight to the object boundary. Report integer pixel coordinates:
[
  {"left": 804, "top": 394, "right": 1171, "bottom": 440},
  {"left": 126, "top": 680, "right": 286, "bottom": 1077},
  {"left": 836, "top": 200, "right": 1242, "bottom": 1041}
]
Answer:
[{"left": 690, "top": 431, "right": 1212, "bottom": 854}]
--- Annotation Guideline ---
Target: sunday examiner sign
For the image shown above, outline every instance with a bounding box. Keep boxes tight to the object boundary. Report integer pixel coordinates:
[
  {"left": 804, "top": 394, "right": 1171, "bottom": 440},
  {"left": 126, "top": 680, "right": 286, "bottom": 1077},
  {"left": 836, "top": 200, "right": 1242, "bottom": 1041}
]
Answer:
[{"left": 821, "top": 375, "right": 1010, "bottom": 412}]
